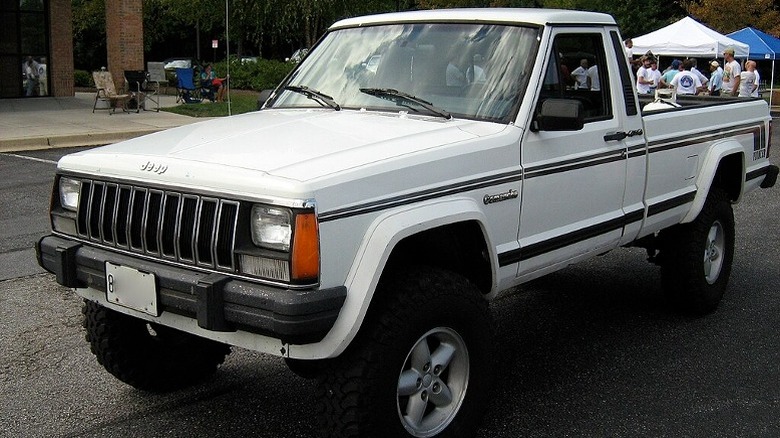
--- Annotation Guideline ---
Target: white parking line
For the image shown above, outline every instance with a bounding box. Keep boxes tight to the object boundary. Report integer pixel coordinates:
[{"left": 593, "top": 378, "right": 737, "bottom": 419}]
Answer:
[{"left": 0, "top": 153, "right": 57, "bottom": 165}]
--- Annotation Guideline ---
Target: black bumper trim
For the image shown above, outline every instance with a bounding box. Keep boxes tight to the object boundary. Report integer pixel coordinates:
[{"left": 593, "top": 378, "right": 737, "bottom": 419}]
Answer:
[
  {"left": 760, "top": 164, "right": 778, "bottom": 189},
  {"left": 746, "top": 164, "right": 779, "bottom": 189},
  {"left": 36, "top": 235, "right": 347, "bottom": 344}
]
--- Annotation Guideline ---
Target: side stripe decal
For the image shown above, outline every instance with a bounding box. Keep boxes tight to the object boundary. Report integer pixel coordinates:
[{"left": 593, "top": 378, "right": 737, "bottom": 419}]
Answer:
[
  {"left": 497, "top": 190, "right": 695, "bottom": 267},
  {"left": 318, "top": 169, "right": 523, "bottom": 222},
  {"left": 318, "top": 122, "right": 763, "bottom": 223}
]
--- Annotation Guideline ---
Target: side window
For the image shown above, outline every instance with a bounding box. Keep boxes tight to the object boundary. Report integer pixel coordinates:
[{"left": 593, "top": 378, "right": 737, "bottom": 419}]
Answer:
[{"left": 539, "top": 33, "right": 612, "bottom": 122}]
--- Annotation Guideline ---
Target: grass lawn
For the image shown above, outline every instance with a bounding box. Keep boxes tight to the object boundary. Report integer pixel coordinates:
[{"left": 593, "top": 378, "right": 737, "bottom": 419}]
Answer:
[{"left": 162, "top": 90, "right": 258, "bottom": 117}]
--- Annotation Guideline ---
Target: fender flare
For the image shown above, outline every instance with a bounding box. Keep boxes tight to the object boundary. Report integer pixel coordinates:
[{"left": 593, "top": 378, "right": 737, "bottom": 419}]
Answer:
[
  {"left": 288, "top": 197, "right": 497, "bottom": 359},
  {"left": 682, "top": 140, "right": 744, "bottom": 223}
]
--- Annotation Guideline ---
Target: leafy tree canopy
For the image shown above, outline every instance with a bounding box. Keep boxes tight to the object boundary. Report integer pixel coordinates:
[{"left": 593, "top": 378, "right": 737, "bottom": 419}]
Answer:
[
  {"left": 684, "top": 0, "right": 780, "bottom": 36},
  {"left": 80, "top": 0, "right": 780, "bottom": 70}
]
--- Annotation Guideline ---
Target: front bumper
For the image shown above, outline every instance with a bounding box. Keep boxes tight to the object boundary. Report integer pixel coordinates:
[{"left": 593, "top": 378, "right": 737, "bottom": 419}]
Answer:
[{"left": 36, "top": 235, "right": 346, "bottom": 344}]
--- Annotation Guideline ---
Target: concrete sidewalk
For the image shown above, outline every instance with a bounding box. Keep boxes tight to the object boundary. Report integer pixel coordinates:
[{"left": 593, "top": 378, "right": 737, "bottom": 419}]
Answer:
[{"left": 0, "top": 92, "right": 207, "bottom": 152}]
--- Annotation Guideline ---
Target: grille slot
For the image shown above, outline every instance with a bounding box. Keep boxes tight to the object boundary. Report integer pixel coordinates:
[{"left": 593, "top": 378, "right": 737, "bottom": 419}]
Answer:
[
  {"left": 160, "top": 193, "right": 180, "bottom": 258},
  {"left": 101, "top": 184, "right": 117, "bottom": 243},
  {"left": 75, "top": 179, "right": 240, "bottom": 273},
  {"left": 144, "top": 190, "right": 163, "bottom": 255},
  {"left": 115, "top": 186, "right": 131, "bottom": 247}
]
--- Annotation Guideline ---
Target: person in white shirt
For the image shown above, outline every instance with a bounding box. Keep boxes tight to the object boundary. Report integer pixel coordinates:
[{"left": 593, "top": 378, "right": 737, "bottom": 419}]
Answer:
[
  {"left": 635, "top": 57, "right": 654, "bottom": 94},
  {"left": 587, "top": 63, "right": 600, "bottom": 91},
  {"left": 722, "top": 47, "right": 741, "bottom": 96},
  {"left": 751, "top": 61, "right": 761, "bottom": 97},
  {"left": 669, "top": 59, "right": 702, "bottom": 95},
  {"left": 649, "top": 60, "right": 662, "bottom": 93},
  {"left": 571, "top": 59, "right": 589, "bottom": 89},
  {"left": 739, "top": 60, "right": 758, "bottom": 97}
]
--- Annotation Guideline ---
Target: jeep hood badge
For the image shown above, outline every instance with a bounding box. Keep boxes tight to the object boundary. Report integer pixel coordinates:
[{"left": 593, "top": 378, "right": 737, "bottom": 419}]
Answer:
[{"left": 140, "top": 161, "right": 168, "bottom": 174}]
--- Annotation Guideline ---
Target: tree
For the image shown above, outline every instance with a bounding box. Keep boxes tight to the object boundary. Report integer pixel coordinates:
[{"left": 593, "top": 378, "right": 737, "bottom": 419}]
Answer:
[
  {"left": 684, "top": 0, "right": 780, "bottom": 36},
  {"left": 72, "top": 0, "right": 107, "bottom": 70},
  {"left": 535, "top": 0, "right": 684, "bottom": 38},
  {"left": 416, "top": 0, "right": 684, "bottom": 37},
  {"left": 72, "top": 0, "right": 690, "bottom": 69}
]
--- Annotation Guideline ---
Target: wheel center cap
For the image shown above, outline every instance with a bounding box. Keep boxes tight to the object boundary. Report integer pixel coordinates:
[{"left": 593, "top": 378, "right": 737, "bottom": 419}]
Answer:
[{"left": 422, "top": 374, "right": 433, "bottom": 388}]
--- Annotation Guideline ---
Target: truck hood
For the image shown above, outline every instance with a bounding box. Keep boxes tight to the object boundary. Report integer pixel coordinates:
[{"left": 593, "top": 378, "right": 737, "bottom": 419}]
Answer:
[{"left": 60, "top": 109, "right": 503, "bottom": 185}]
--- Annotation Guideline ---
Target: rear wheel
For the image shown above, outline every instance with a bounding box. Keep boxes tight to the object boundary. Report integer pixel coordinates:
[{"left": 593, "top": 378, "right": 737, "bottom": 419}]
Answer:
[
  {"left": 316, "top": 268, "right": 493, "bottom": 437},
  {"left": 660, "top": 188, "right": 735, "bottom": 314},
  {"left": 82, "top": 300, "right": 231, "bottom": 391}
]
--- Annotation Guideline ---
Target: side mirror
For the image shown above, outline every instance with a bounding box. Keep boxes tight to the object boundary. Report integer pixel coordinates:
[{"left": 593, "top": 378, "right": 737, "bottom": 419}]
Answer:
[
  {"left": 257, "top": 89, "right": 274, "bottom": 110},
  {"left": 534, "top": 98, "right": 584, "bottom": 131}
]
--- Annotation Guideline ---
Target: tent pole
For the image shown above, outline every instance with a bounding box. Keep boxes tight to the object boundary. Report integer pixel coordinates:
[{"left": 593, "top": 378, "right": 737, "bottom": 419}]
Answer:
[{"left": 770, "top": 59, "right": 775, "bottom": 109}]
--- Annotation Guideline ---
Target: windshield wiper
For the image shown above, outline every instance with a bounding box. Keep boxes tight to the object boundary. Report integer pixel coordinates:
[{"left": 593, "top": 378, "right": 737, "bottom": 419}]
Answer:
[
  {"left": 360, "top": 88, "right": 451, "bottom": 120},
  {"left": 284, "top": 85, "right": 341, "bottom": 111}
]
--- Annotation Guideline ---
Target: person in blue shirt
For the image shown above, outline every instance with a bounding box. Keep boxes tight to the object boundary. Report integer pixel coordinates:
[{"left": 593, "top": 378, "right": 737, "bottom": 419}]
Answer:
[
  {"left": 707, "top": 61, "right": 723, "bottom": 96},
  {"left": 659, "top": 59, "right": 681, "bottom": 88},
  {"left": 200, "top": 64, "right": 227, "bottom": 102}
]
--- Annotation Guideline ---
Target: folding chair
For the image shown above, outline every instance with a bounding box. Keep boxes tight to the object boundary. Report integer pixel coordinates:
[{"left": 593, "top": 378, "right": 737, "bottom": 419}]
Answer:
[
  {"left": 175, "top": 68, "right": 201, "bottom": 104},
  {"left": 123, "top": 70, "right": 147, "bottom": 113},
  {"left": 92, "top": 70, "right": 131, "bottom": 114},
  {"left": 124, "top": 69, "right": 161, "bottom": 112},
  {"left": 146, "top": 61, "right": 167, "bottom": 110}
]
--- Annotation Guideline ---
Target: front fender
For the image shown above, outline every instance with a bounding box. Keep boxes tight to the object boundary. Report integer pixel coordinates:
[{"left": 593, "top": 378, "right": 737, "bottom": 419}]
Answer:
[
  {"left": 287, "top": 197, "right": 496, "bottom": 359},
  {"left": 682, "top": 140, "right": 744, "bottom": 223}
]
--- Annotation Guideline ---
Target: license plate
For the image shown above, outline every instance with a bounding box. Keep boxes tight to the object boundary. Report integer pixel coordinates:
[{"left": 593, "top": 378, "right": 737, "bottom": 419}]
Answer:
[{"left": 105, "top": 262, "right": 159, "bottom": 316}]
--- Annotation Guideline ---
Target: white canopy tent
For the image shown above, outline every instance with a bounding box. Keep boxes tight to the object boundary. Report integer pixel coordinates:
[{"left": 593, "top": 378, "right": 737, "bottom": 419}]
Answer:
[{"left": 631, "top": 16, "right": 750, "bottom": 59}]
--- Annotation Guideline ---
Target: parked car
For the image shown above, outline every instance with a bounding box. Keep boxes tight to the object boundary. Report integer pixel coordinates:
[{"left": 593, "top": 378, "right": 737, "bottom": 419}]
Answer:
[
  {"left": 163, "top": 57, "right": 195, "bottom": 70},
  {"left": 285, "top": 48, "right": 308, "bottom": 63},
  {"left": 162, "top": 57, "right": 203, "bottom": 82}
]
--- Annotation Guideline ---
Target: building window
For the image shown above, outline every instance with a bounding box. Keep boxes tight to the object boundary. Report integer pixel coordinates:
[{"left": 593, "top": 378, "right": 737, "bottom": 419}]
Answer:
[{"left": 0, "top": 0, "right": 49, "bottom": 97}]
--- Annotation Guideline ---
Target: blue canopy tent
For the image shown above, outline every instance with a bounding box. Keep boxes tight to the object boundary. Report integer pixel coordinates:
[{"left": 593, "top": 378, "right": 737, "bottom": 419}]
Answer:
[{"left": 727, "top": 27, "right": 780, "bottom": 106}]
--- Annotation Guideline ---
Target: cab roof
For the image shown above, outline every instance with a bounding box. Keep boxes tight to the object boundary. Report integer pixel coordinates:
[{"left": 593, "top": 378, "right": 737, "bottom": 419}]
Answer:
[{"left": 330, "top": 8, "right": 617, "bottom": 30}]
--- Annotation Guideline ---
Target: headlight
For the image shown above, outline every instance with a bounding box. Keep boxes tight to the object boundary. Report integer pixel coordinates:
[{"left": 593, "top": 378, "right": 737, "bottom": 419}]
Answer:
[
  {"left": 242, "top": 206, "right": 320, "bottom": 284},
  {"left": 251, "top": 205, "right": 292, "bottom": 251},
  {"left": 59, "top": 177, "right": 81, "bottom": 211}
]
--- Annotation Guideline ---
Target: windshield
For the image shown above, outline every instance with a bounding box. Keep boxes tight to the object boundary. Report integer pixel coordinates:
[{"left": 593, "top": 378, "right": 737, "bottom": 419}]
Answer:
[{"left": 269, "top": 22, "right": 540, "bottom": 123}]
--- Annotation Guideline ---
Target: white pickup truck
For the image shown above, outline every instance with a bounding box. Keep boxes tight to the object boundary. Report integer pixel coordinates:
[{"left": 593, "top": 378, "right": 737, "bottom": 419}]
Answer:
[{"left": 37, "top": 8, "right": 777, "bottom": 438}]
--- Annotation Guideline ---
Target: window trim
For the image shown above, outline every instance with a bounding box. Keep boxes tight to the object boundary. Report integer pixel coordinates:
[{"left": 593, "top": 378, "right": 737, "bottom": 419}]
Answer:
[{"left": 536, "top": 30, "right": 614, "bottom": 124}]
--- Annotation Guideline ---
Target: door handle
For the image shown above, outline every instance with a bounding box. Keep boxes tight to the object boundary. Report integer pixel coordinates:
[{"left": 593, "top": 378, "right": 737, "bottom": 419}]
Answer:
[
  {"left": 604, "top": 129, "right": 643, "bottom": 142},
  {"left": 603, "top": 131, "right": 627, "bottom": 142}
]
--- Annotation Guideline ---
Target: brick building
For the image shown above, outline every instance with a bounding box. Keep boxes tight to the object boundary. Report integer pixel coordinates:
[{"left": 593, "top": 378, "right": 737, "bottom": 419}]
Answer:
[{"left": 1, "top": 0, "right": 142, "bottom": 98}]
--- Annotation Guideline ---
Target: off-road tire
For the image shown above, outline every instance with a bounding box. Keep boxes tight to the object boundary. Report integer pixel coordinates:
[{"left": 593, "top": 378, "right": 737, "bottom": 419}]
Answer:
[
  {"left": 315, "top": 267, "right": 494, "bottom": 438},
  {"left": 660, "top": 188, "right": 735, "bottom": 314},
  {"left": 82, "top": 300, "right": 231, "bottom": 391}
]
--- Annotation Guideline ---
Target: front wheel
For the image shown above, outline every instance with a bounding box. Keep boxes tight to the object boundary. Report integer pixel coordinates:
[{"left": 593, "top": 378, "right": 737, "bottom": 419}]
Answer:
[
  {"left": 660, "top": 188, "right": 735, "bottom": 314},
  {"left": 82, "top": 301, "right": 231, "bottom": 391},
  {"left": 316, "top": 268, "right": 494, "bottom": 437}
]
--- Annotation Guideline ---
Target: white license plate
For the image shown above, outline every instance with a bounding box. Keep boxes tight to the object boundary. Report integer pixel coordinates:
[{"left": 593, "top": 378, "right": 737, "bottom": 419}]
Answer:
[{"left": 105, "top": 262, "right": 159, "bottom": 316}]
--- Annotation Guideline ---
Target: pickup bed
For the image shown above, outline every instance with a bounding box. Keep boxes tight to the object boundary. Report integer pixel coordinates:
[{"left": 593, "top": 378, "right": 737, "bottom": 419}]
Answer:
[{"left": 37, "top": 8, "right": 777, "bottom": 437}]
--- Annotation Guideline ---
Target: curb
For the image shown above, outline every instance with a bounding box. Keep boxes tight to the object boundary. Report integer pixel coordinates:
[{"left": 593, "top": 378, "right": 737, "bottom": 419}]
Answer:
[{"left": 0, "top": 129, "right": 163, "bottom": 153}]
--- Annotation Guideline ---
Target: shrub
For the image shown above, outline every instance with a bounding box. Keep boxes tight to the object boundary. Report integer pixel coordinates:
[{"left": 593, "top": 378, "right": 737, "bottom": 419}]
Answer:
[
  {"left": 212, "top": 58, "right": 294, "bottom": 91},
  {"left": 74, "top": 69, "right": 93, "bottom": 87}
]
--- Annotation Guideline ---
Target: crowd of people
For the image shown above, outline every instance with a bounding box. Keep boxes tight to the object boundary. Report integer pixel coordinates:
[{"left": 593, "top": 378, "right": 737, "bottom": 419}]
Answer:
[{"left": 627, "top": 41, "right": 761, "bottom": 98}]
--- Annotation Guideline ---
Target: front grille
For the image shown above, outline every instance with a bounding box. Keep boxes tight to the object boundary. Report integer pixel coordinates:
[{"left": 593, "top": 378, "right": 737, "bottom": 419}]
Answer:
[{"left": 75, "top": 180, "right": 240, "bottom": 271}]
